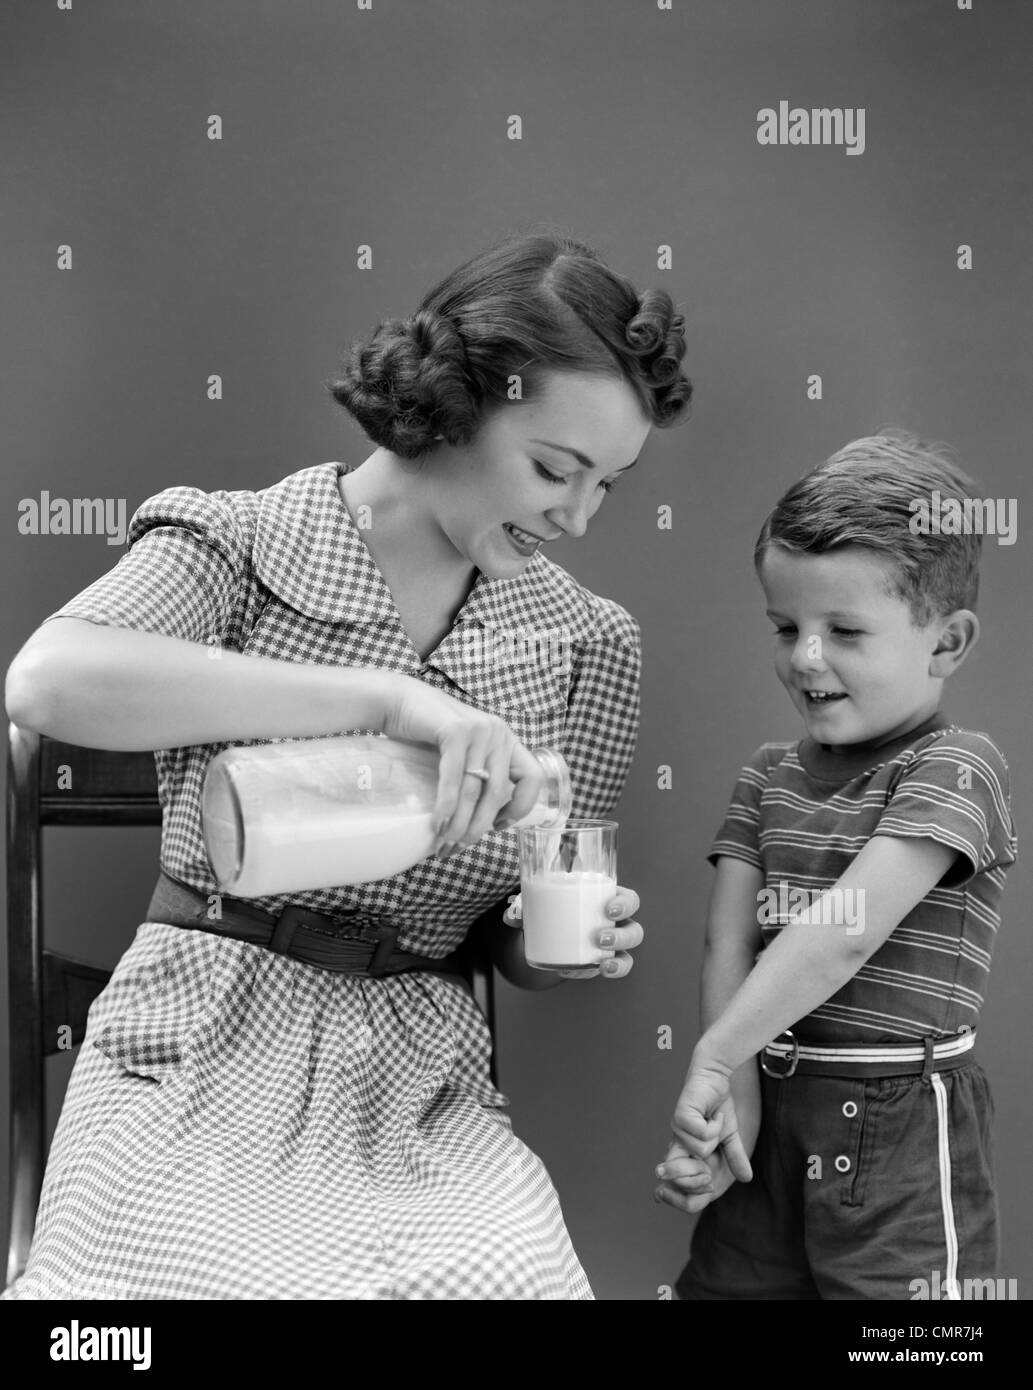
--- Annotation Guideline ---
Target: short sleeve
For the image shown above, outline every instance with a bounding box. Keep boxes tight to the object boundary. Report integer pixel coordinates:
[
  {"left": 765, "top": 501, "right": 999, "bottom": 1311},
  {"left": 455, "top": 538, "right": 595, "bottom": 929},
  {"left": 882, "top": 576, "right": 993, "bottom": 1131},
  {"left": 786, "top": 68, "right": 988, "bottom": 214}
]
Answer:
[
  {"left": 874, "top": 731, "right": 1018, "bottom": 887},
  {"left": 562, "top": 600, "right": 640, "bottom": 819},
  {"left": 43, "top": 486, "right": 250, "bottom": 645},
  {"left": 707, "top": 745, "right": 779, "bottom": 869}
]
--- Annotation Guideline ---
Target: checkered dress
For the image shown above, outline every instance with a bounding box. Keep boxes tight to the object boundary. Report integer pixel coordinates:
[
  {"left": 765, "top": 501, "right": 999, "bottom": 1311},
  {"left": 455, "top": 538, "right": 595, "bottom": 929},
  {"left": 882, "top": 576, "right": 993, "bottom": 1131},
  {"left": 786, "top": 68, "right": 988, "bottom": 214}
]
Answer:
[{"left": 4, "top": 462, "right": 640, "bottom": 1301}]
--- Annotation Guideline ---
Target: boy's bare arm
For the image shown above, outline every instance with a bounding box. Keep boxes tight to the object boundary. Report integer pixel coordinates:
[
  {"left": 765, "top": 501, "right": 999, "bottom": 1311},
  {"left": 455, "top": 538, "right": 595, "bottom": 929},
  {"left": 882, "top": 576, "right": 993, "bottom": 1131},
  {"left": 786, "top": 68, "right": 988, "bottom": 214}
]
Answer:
[
  {"left": 695, "top": 834, "right": 959, "bottom": 1077},
  {"left": 699, "top": 857, "right": 765, "bottom": 1147},
  {"left": 656, "top": 857, "right": 765, "bottom": 1212},
  {"left": 700, "top": 856, "right": 765, "bottom": 1022}
]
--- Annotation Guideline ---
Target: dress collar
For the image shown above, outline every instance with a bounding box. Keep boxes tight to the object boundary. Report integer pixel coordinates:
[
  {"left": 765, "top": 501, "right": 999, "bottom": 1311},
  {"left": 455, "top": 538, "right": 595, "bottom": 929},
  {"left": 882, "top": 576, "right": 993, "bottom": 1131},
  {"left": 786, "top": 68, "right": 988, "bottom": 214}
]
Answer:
[{"left": 253, "top": 461, "right": 597, "bottom": 640}]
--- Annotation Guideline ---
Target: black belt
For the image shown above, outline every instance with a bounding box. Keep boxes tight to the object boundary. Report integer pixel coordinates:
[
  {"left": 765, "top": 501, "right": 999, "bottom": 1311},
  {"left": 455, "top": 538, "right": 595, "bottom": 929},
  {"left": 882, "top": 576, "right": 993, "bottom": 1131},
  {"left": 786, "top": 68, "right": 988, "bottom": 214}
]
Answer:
[{"left": 146, "top": 870, "right": 468, "bottom": 979}]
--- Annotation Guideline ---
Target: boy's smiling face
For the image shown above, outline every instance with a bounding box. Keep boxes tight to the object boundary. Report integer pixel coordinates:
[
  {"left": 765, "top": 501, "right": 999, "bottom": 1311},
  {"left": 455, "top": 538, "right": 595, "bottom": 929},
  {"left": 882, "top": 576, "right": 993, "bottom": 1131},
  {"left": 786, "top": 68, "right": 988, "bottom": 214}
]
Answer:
[{"left": 759, "top": 544, "right": 958, "bottom": 749}]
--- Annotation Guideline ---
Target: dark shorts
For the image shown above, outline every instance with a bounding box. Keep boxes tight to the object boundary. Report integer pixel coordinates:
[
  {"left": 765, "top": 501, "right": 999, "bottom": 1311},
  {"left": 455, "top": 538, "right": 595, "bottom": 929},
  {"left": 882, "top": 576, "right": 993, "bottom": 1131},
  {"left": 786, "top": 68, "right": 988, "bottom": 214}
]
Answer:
[{"left": 675, "top": 1061, "right": 998, "bottom": 1301}]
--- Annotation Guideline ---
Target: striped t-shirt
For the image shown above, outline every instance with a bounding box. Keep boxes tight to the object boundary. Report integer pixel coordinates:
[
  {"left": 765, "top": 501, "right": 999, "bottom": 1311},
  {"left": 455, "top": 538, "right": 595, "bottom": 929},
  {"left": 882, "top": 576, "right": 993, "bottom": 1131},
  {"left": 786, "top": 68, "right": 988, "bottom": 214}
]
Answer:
[{"left": 710, "top": 711, "right": 1017, "bottom": 1045}]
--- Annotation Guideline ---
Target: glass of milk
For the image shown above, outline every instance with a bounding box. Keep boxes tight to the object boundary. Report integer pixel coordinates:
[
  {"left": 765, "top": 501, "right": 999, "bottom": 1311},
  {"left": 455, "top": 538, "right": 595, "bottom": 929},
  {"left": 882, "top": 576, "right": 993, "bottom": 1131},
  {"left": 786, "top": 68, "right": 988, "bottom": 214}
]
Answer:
[{"left": 517, "top": 820, "right": 618, "bottom": 970}]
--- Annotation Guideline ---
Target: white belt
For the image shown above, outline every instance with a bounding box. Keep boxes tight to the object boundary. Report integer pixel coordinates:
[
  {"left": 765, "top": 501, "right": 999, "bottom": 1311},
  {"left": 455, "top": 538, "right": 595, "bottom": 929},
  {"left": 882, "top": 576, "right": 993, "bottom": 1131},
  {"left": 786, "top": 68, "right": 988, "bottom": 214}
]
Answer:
[{"left": 761, "top": 1028, "right": 975, "bottom": 1077}]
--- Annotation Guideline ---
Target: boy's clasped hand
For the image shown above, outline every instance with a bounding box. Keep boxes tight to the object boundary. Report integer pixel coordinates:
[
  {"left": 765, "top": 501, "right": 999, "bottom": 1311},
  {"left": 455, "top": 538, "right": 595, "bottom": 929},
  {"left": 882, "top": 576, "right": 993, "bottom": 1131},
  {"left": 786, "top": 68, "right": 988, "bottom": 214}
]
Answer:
[{"left": 656, "top": 1054, "right": 755, "bottom": 1215}]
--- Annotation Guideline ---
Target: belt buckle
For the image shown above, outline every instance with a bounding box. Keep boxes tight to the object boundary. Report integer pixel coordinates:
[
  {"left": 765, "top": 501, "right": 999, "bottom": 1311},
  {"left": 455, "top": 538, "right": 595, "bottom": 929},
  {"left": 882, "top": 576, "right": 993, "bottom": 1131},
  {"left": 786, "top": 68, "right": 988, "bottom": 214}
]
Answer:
[
  {"left": 268, "top": 902, "right": 400, "bottom": 974},
  {"left": 761, "top": 1029, "right": 799, "bottom": 1079},
  {"left": 268, "top": 902, "right": 335, "bottom": 956},
  {"left": 337, "top": 909, "right": 401, "bottom": 958}
]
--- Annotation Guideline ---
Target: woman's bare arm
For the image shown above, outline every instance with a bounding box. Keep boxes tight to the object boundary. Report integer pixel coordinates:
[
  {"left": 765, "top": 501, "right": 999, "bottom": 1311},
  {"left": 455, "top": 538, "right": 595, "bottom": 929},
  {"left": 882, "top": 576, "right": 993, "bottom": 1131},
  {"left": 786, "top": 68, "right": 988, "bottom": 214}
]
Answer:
[
  {"left": 4, "top": 617, "right": 396, "bottom": 752},
  {"left": 4, "top": 618, "right": 546, "bottom": 847}
]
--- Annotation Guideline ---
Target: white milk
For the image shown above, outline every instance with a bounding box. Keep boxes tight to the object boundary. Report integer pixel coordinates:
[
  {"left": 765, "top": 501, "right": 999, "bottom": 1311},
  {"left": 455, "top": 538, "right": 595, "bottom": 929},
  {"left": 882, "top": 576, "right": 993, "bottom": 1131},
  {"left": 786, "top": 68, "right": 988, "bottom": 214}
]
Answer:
[
  {"left": 210, "top": 799, "right": 437, "bottom": 897},
  {"left": 520, "top": 870, "right": 618, "bottom": 969}
]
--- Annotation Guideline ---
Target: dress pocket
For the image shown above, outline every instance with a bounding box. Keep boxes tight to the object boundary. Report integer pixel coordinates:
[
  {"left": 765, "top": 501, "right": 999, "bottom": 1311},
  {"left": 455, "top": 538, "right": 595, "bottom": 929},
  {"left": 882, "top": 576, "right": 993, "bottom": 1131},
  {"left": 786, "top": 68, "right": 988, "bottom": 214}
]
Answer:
[
  {"left": 446, "top": 645, "right": 571, "bottom": 752},
  {"left": 88, "top": 923, "right": 217, "bottom": 1081},
  {"left": 436, "top": 977, "right": 511, "bottom": 1112}
]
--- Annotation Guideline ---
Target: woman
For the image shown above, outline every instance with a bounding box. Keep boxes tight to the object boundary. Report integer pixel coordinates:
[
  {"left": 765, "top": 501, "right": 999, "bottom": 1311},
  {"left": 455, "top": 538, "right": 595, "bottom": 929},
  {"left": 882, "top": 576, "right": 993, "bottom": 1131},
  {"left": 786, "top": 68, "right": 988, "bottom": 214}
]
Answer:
[{"left": 3, "top": 233, "right": 691, "bottom": 1300}]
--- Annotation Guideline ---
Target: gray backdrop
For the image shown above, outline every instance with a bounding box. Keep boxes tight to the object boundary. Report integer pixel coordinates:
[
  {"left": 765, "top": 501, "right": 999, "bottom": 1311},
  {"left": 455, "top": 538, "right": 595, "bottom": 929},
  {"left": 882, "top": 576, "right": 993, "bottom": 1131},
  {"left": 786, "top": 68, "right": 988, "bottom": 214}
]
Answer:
[{"left": 2, "top": 0, "right": 1030, "bottom": 1301}]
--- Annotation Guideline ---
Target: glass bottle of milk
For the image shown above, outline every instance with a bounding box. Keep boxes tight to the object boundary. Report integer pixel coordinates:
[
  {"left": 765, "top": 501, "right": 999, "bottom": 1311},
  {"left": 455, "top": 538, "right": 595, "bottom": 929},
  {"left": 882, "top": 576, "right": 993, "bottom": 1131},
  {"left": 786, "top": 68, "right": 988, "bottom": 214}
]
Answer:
[{"left": 201, "top": 734, "right": 571, "bottom": 897}]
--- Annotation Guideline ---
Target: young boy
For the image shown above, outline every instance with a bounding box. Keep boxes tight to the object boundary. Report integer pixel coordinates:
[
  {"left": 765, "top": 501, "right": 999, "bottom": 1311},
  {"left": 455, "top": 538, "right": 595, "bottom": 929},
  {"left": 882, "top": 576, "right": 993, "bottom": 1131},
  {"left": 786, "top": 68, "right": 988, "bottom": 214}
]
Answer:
[{"left": 658, "top": 431, "right": 1017, "bottom": 1300}]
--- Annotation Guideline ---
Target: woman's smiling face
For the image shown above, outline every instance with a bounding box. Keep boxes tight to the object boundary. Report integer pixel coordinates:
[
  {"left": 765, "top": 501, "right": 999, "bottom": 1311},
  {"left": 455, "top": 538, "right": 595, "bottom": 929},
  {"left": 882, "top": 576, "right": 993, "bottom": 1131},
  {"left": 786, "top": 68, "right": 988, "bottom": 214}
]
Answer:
[{"left": 426, "top": 371, "right": 653, "bottom": 579}]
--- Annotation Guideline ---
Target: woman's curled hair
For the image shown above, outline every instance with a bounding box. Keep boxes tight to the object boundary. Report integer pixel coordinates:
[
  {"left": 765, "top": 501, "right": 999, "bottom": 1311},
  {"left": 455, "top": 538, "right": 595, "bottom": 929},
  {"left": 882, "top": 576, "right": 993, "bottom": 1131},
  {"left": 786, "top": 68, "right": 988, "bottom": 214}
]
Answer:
[{"left": 325, "top": 234, "right": 692, "bottom": 459}]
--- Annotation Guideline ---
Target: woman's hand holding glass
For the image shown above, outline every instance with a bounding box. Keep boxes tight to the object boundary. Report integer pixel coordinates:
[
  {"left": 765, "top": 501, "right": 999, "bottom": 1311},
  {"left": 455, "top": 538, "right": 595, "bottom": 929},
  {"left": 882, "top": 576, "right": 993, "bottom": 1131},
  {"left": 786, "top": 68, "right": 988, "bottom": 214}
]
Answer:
[{"left": 503, "top": 887, "right": 643, "bottom": 979}]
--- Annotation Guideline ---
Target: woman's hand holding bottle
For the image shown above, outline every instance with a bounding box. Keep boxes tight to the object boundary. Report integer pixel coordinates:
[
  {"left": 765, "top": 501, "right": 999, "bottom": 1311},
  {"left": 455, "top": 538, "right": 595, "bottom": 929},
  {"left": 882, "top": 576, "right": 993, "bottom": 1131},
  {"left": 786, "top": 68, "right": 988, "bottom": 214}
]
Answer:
[{"left": 378, "top": 671, "right": 546, "bottom": 853}]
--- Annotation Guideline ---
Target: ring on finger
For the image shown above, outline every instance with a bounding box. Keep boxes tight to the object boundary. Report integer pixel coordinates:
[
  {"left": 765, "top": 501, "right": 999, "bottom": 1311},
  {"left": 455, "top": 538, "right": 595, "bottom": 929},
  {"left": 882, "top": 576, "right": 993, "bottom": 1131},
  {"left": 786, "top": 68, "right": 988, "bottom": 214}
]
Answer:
[{"left": 462, "top": 767, "right": 491, "bottom": 783}]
